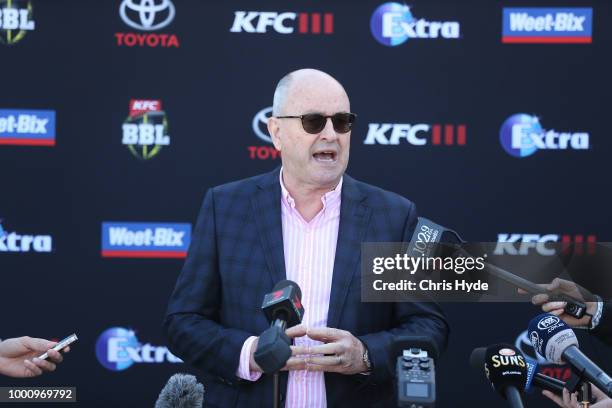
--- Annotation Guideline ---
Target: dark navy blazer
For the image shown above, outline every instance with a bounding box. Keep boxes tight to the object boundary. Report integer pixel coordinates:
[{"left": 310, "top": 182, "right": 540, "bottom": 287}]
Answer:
[{"left": 164, "top": 167, "right": 449, "bottom": 407}]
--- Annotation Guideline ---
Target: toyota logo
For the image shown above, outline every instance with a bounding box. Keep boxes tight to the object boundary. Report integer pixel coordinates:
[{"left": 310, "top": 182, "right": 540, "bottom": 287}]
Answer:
[
  {"left": 119, "top": 0, "right": 176, "bottom": 31},
  {"left": 252, "top": 107, "right": 273, "bottom": 144}
]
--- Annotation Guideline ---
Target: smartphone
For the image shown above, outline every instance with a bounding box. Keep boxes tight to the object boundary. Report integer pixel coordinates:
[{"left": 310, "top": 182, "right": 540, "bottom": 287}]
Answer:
[{"left": 38, "top": 333, "right": 78, "bottom": 360}]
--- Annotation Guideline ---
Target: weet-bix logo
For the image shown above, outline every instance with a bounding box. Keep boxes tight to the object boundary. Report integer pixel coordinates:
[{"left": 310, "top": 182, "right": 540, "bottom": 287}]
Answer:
[
  {"left": 101, "top": 222, "right": 191, "bottom": 258},
  {"left": 502, "top": 8, "right": 592, "bottom": 44},
  {"left": 0, "top": 109, "right": 55, "bottom": 146}
]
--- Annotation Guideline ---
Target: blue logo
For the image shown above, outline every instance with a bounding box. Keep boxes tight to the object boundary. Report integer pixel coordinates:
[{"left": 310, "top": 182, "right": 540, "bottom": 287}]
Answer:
[
  {"left": 0, "top": 109, "right": 55, "bottom": 146},
  {"left": 370, "top": 3, "right": 460, "bottom": 46},
  {"left": 101, "top": 222, "right": 191, "bottom": 258},
  {"left": 499, "top": 114, "right": 589, "bottom": 158},
  {"left": 502, "top": 8, "right": 592, "bottom": 43},
  {"left": 95, "top": 327, "right": 182, "bottom": 371}
]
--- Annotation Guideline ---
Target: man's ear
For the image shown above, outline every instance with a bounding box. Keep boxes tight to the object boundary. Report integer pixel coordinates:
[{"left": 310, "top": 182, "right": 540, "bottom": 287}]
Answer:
[{"left": 268, "top": 117, "right": 282, "bottom": 151}]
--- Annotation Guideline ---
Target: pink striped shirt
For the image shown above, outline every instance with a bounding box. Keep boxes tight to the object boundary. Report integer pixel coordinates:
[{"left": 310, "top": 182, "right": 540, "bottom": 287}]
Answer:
[{"left": 237, "top": 169, "right": 343, "bottom": 408}]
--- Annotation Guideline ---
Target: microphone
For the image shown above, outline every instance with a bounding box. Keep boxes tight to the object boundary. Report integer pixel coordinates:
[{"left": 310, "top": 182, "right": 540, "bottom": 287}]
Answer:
[
  {"left": 525, "top": 357, "right": 566, "bottom": 394},
  {"left": 154, "top": 373, "right": 204, "bottom": 408},
  {"left": 528, "top": 313, "right": 612, "bottom": 397},
  {"left": 410, "top": 217, "right": 588, "bottom": 317},
  {"left": 261, "top": 279, "right": 304, "bottom": 330},
  {"left": 471, "top": 346, "right": 565, "bottom": 395},
  {"left": 469, "top": 344, "right": 526, "bottom": 408},
  {"left": 254, "top": 280, "right": 304, "bottom": 373}
]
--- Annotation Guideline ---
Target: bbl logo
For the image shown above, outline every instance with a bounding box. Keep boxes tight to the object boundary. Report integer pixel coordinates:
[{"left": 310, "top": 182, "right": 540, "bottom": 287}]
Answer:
[
  {"left": 121, "top": 99, "right": 170, "bottom": 160},
  {"left": 0, "top": 0, "right": 35, "bottom": 46}
]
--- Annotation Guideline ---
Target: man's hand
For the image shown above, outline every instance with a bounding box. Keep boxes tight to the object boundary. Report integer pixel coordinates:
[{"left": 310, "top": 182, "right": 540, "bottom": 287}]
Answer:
[
  {"left": 543, "top": 385, "right": 612, "bottom": 408},
  {"left": 521, "top": 278, "right": 598, "bottom": 328},
  {"left": 283, "top": 326, "right": 368, "bottom": 375},
  {"left": 0, "top": 337, "right": 70, "bottom": 378}
]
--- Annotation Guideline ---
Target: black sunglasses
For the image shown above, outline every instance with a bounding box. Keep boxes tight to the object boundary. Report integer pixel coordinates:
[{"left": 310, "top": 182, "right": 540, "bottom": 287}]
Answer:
[{"left": 276, "top": 112, "right": 357, "bottom": 134}]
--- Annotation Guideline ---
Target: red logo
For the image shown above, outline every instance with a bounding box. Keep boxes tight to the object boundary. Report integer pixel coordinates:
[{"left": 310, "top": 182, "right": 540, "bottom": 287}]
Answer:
[{"left": 272, "top": 290, "right": 284, "bottom": 299}]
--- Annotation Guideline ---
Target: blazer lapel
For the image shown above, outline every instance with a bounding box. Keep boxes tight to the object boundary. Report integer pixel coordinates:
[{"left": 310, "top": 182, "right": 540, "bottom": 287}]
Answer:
[
  {"left": 251, "top": 167, "right": 286, "bottom": 286},
  {"left": 327, "top": 175, "right": 371, "bottom": 329}
]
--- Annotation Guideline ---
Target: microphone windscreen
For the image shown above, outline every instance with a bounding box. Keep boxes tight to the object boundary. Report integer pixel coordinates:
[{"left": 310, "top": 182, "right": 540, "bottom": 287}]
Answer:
[
  {"left": 484, "top": 344, "right": 528, "bottom": 396},
  {"left": 155, "top": 373, "right": 204, "bottom": 408},
  {"left": 527, "top": 313, "right": 578, "bottom": 364},
  {"left": 272, "top": 279, "right": 302, "bottom": 300},
  {"left": 469, "top": 347, "right": 486, "bottom": 371}
]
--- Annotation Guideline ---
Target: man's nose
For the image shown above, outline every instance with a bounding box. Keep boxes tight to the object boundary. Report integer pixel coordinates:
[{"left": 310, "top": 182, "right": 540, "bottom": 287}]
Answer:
[{"left": 319, "top": 117, "right": 339, "bottom": 141}]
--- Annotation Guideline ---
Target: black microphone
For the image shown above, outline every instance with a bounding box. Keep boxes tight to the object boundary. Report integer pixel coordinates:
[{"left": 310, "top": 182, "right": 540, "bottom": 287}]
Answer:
[
  {"left": 261, "top": 279, "right": 304, "bottom": 330},
  {"left": 410, "top": 217, "right": 587, "bottom": 317},
  {"left": 471, "top": 346, "right": 565, "bottom": 395},
  {"left": 254, "top": 280, "right": 304, "bottom": 373},
  {"left": 469, "top": 344, "right": 526, "bottom": 408},
  {"left": 154, "top": 373, "right": 204, "bottom": 408},
  {"left": 528, "top": 313, "right": 612, "bottom": 397}
]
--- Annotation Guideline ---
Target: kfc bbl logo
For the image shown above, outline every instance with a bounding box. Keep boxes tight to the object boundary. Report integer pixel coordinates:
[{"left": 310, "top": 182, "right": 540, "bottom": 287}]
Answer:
[
  {"left": 121, "top": 99, "right": 170, "bottom": 160},
  {"left": 0, "top": 0, "right": 35, "bottom": 46}
]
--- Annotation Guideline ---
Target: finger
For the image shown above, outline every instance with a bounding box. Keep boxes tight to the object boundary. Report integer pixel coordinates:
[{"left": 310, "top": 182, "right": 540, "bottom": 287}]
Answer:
[
  {"left": 306, "top": 327, "right": 343, "bottom": 342},
  {"left": 290, "top": 345, "right": 310, "bottom": 356},
  {"left": 542, "top": 301, "right": 567, "bottom": 313},
  {"left": 22, "top": 337, "right": 57, "bottom": 352},
  {"left": 532, "top": 293, "right": 550, "bottom": 305},
  {"left": 23, "top": 360, "right": 43, "bottom": 377},
  {"left": 306, "top": 355, "right": 345, "bottom": 367},
  {"left": 306, "top": 342, "right": 343, "bottom": 356},
  {"left": 286, "top": 325, "right": 307, "bottom": 339},
  {"left": 31, "top": 357, "right": 56, "bottom": 372},
  {"left": 550, "top": 308, "right": 565, "bottom": 317},
  {"left": 282, "top": 357, "right": 306, "bottom": 371},
  {"left": 62, "top": 346, "right": 71, "bottom": 354},
  {"left": 542, "top": 390, "right": 565, "bottom": 407},
  {"left": 570, "top": 391, "right": 579, "bottom": 406},
  {"left": 562, "top": 388, "right": 572, "bottom": 406},
  {"left": 46, "top": 349, "right": 63, "bottom": 364}
]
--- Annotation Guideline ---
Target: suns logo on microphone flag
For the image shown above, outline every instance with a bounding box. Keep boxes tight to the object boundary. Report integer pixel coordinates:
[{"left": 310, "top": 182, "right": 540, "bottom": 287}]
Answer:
[{"left": 101, "top": 222, "right": 191, "bottom": 258}]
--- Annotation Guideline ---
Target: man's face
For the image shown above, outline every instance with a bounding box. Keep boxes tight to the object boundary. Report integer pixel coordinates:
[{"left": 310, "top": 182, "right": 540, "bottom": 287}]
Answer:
[{"left": 268, "top": 77, "right": 351, "bottom": 189}]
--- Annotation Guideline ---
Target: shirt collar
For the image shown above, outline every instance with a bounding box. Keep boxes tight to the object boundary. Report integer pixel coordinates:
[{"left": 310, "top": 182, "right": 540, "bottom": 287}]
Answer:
[{"left": 279, "top": 167, "right": 343, "bottom": 210}]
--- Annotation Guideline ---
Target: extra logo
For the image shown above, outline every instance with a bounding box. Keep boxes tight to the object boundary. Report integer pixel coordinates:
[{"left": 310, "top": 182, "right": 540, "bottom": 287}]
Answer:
[
  {"left": 494, "top": 234, "right": 597, "bottom": 256},
  {"left": 230, "top": 10, "right": 333, "bottom": 34},
  {"left": 502, "top": 8, "right": 592, "bottom": 44},
  {"left": 248, "top": 106, "right": 280, "bottom": 160},
  {"left": 499, "top": 114, "right": 589, "bottom": 158},
  {"left": 370, "top": 3, "right": 460, "bottom": 46},
  {"left": 364, "top": 122, "right": 466, "bottom": 146},
  {"left": 101, "top": 222, "right": 191, "bottom": 258},
  {"left": 0, "top": 0, "right": 35, "bottom": 46},
  {"left": 116, "top": 0, "right": 179, "bottom": 48},
  {"left": 122, "top": 99, "right": 170, "bottom": 160},
  {"left": 0, "top": 219, "right": 52, "bottom": 253},
  {"left": 0, "top": 109, "right": 55, "bottom": 146},
  {"left": 95, "top": 327, "right": 182, "bottom": 371}
]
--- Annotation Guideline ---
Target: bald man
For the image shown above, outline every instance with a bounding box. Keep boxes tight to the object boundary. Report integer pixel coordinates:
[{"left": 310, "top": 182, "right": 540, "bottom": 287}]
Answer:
[{"left": 164, "top": 69, "right": 449, "bottom": 407}]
